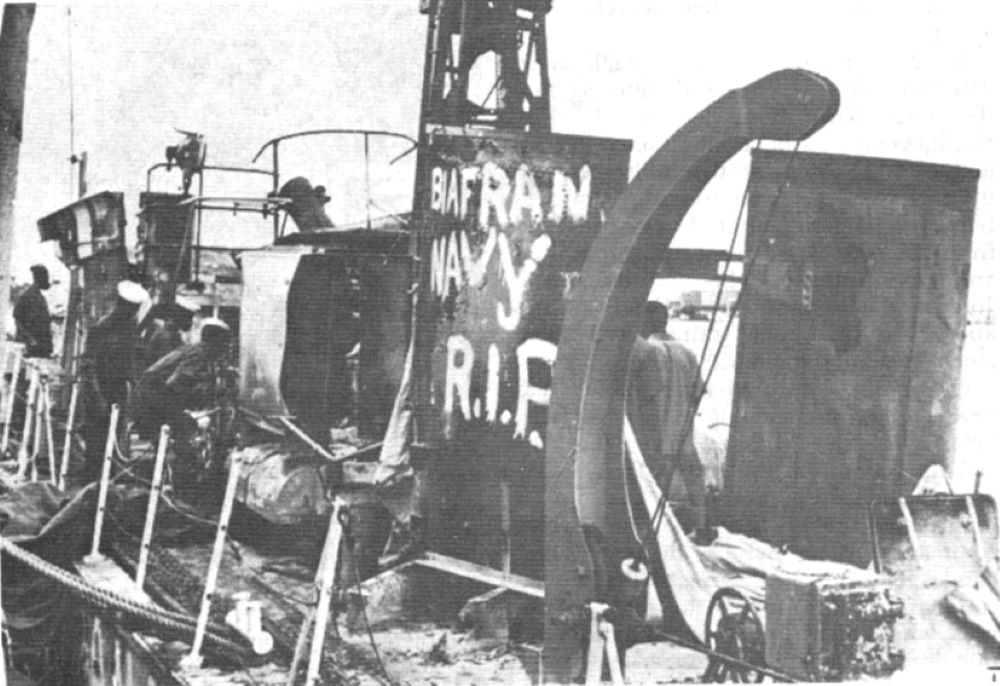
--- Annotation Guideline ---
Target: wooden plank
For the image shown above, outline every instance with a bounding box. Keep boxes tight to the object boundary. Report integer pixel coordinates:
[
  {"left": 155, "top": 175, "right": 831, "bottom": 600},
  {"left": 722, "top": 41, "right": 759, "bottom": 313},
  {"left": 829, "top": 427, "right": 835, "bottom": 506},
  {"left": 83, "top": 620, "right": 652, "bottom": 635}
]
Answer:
[{"left": 414, "top": 552, "right": 544, "bottom": 598}]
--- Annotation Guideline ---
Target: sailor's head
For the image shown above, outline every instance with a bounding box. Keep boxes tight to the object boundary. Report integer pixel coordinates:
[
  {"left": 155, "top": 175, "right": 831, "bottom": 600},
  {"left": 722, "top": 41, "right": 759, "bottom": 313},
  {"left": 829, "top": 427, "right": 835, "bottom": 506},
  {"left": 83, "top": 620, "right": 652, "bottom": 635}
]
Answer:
[
  {"left": 173, "top": 295, "right": 199, "bottom": 331},
  {"left": 199, "top": 317, "right": 231, "bottom": 357},
  {"left": 641, "top": 300, "right": 669, "bottom": 338},
  {"left": 30, "top": 264, "right": 50, "bottom": 290},
  {"left": 116, "top": 280, "right": 149, "bottom": 317},
  {"left": 275, "top": 176, "right": 334, "bottom": 232}
]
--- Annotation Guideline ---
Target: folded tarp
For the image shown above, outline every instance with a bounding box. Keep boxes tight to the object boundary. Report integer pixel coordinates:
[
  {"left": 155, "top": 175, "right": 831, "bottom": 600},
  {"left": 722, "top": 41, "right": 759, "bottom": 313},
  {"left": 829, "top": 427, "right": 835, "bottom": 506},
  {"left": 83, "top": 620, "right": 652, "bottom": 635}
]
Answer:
[{"left": 623, "top": 419, "right": 875, "bottom": 643}]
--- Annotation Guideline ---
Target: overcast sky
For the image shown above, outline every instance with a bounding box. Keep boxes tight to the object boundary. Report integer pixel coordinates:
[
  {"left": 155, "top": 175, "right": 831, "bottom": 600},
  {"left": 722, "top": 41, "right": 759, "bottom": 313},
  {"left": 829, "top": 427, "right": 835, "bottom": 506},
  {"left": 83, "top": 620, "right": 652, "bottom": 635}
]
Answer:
[
  {"left": 13, "top": 2, "right": 998, "bottom": 290},
  {"left": 7, "top": 1, "right": 1000, "bottom": 484}
]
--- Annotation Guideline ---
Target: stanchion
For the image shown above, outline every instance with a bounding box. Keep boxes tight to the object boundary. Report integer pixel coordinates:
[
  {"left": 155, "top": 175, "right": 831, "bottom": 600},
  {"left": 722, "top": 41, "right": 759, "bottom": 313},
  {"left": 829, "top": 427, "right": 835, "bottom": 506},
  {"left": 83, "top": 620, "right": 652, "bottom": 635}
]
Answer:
[
  {"left": 136, "top": 425, "right": 170, "bottom": 590},
  {"left": 29, "top": 376, "right": 44, "bottom": 482},
  {"left": 0, "top": 347, "right": 22, "bottom": 456},
  {"left": 1, "top": 528, "right": 7, "bottom": 686},
  {"left": 0, "top": 345, "right": 8, "bottom": 428},
  {"left": 16, "top": 367, "right": 39, "bottom": 477},
  {"left": 42, "top": 376, "right": 56, "bottom": 485},
  {"left": 584, "top": 603, "right": 625, "bottom": 686},
  {"left": 304, "top": 500, "right": 344, "bottom": 685},
  {"left": 59, "top": 380, "right": 80, "bottom": 490},
  {"left": 86, "top": 404, "right": 120, "bottom": 563},
  {"left": 286, "top": 500, "right": 346, "bottom": 685},
  {"left": 181, "top": 456, "right": 243, "bottom": 670}
]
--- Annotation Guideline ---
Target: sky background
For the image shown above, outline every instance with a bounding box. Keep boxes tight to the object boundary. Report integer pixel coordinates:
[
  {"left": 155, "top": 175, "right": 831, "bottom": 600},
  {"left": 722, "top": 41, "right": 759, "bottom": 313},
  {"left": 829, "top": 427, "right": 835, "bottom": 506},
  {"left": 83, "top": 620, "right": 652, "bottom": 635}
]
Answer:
[{"left": 7, "top": 0, "right": 1000, "bottom": 486}]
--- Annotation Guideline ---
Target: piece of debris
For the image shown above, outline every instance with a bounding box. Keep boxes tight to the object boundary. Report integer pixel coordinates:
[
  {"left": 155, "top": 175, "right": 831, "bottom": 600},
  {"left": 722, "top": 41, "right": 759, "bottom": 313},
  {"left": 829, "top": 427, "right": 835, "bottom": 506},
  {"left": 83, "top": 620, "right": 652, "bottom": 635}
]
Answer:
[{"left": 427, "top": 632, "right": 451, "bottom": 665}]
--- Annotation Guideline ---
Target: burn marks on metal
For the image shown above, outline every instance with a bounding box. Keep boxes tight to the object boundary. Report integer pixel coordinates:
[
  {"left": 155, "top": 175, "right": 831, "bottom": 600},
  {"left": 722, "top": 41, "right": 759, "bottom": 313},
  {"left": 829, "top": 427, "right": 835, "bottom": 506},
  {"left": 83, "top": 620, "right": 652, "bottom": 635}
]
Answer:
[
  {"left": 419, "top": 131, "right": 631, "bottom": 452},
  {"left": 726, "top": 150, "right": 980, "bottom": 565}
]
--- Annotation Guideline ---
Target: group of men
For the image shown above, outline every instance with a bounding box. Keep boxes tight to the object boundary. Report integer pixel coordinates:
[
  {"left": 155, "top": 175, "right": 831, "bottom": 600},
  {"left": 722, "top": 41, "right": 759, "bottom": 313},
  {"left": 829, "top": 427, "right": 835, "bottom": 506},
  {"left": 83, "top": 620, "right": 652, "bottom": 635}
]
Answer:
[
  {"left": 627, "top": 300, "right": 709, "bottom": 540},
  {"left": 13, "top": 264, "right": 232, "bottom": 482}
]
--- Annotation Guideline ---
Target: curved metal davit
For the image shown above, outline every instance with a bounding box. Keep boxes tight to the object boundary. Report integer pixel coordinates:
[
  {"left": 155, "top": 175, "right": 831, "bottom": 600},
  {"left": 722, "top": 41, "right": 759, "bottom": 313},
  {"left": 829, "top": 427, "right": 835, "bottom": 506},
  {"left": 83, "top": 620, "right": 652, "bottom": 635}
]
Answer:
[{"left": 542, "top": 69, "right": 840, "bottom": 681}]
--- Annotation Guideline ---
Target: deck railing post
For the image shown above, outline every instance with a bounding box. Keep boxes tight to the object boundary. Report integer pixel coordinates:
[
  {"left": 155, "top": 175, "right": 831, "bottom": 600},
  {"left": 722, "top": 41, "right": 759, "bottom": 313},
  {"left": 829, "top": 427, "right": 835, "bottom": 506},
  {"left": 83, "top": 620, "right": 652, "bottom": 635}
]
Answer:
[
  {"left": 181, "top": 455, "right": 243, "bottom": 670},
  {"left": 1, "top": 345, "right": 22, "bottom": 455},
  {"left": 86, "top": 404, "right": 120, "bottom": 562},
  {"left": 16, "top": 365, "right": 38, "bottom": 477},
  {"left": 59, "top": 380, "right": 80, "bottom": 490},
  {"left": 135, "top": 425, "right": 170, "bottom": 590},
  {"left": 305, "top": 498, "right": 344, "bottom": 686}
]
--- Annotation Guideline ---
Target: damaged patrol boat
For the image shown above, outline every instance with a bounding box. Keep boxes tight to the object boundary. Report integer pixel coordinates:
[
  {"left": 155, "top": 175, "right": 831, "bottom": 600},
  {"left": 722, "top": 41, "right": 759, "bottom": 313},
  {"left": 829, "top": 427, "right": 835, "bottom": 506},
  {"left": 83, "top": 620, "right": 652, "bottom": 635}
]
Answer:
[{"left": 1, "top": 2, "right": 993, "bottom": 684}]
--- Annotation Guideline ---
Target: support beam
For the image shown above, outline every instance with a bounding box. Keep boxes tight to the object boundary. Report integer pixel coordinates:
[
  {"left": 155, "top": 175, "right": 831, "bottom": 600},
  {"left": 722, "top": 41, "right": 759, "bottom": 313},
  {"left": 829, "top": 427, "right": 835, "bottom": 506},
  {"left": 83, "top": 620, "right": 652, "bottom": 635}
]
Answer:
[
  {"left": 656, "top": 249, "right": 743, "bottom": 282},
  {"left": 0, "top": 4, "right": 36, "bottom": 337},
  {"left": 415, "top": 552, "right": 543, "bottom": 599}
]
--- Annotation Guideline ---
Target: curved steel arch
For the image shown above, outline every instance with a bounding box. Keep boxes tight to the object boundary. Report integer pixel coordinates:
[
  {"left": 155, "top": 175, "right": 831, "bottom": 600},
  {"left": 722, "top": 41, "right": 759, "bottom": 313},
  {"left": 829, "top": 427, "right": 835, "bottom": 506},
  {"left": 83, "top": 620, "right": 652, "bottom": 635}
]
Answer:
[{"left": 542, "top": 69, "right": 839, "bottom": 681}]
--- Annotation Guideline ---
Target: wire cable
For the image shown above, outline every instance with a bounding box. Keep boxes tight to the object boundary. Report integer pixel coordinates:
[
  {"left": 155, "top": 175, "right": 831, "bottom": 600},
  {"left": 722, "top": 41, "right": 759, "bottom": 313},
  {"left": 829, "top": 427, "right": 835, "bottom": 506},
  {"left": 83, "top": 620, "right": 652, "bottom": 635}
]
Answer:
[{"left": 350, "top": 543, "right": 393, "bottom": 684}]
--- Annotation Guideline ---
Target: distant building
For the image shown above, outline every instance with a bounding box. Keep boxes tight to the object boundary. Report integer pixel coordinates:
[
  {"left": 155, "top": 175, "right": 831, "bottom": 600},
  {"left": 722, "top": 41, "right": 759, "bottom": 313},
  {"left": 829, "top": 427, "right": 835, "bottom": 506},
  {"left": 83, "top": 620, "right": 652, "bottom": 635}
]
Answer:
[{"left": 680, "top": 287, "right": 740, "bottom": 311}]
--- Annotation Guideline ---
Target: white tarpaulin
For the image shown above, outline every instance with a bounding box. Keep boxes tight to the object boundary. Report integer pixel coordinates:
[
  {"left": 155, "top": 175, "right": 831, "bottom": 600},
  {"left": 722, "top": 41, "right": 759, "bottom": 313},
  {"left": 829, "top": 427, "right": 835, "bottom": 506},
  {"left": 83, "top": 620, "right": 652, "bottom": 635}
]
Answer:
[{"left": 623, "top": 418, "right": 876, "bottom": 643}]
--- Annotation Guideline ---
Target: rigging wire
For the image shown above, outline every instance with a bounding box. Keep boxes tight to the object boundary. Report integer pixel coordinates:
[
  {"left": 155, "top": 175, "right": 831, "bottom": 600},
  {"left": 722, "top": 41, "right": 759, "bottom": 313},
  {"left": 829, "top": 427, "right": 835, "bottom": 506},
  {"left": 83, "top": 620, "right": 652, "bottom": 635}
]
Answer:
[
  {"left": 351, "top": 544, "right": 393, "bottom": 684},
  {"left": 643, "top": 141, "right": 803, "bottom": 550},
  {"left": 66, "top": 5, "right": 76, "bottom": 200}
]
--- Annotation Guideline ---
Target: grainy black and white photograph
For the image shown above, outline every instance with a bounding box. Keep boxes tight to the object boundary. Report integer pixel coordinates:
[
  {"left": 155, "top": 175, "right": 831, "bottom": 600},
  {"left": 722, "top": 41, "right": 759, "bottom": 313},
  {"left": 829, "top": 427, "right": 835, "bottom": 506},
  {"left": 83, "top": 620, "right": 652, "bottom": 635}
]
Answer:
[{"left": 0, "top": 1, "right": 997, "bottom": 683}]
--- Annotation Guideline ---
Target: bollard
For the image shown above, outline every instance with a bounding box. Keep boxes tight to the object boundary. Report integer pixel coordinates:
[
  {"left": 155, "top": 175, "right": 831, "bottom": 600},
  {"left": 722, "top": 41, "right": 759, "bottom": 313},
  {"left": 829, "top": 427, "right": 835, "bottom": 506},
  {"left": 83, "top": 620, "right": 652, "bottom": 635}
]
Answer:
[
  {"left": 16, "top": 367, "right": 39, "bottom": 478},
  {"left": 181, "top": 456, "right": 243, "bottom": 670},
  {"left": 59, "top": 381, "right": 80, "bottom": 490},
  {"left": 1, "top": 348, "right": 22, "bottom": 456},
  {"left": 225, "top": 592, "right": 273, "bottom": 656},
  {"left": 136, "top": 426, "right": 170, "bottom": 591},
  {"left": 86, "top": 405, "right": 120, "bottom": 563}
]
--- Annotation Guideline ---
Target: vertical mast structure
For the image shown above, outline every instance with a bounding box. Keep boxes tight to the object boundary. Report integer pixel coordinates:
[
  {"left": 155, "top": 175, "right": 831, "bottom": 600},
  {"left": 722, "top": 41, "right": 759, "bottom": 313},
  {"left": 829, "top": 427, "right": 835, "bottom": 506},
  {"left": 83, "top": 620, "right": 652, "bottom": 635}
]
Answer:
[
  {"left": 0, "top": 4, "right": 36, "bottom": 337},
  {"left": 411, "top": 0, "right": 553, "bottom": 439}
]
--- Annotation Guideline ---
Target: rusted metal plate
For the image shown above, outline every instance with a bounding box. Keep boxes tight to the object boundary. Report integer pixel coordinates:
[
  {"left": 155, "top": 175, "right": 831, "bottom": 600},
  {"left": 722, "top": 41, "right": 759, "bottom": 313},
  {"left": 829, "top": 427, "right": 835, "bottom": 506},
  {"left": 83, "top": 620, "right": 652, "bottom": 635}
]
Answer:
[
  {"left": 411, "top": 129, "right": 631, "bottom": 583},
  {"left": 725, "top": 150, "right": 979, "bottom": 566}
]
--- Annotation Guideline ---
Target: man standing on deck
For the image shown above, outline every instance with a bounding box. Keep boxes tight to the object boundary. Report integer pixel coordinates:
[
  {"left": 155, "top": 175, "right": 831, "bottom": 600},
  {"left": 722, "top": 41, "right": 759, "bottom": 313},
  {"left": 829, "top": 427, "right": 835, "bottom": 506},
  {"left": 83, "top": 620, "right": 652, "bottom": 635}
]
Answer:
[
  {"left": 627, "top": 300, "right": 709, "bottom": 540},
  {"left": 13, "top": 265, "right": 53, "bottom": 358},
  {"left": 79, "top": 280, "right": 149, "bottom": 479}
]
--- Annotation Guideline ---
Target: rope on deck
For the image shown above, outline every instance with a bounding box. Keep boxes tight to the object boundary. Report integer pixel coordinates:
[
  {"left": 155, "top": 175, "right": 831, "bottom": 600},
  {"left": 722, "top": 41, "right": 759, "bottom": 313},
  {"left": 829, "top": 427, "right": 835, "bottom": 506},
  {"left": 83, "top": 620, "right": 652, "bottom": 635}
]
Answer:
[{"left": 0, "top": 536, "right": 250, "bottom": 658}]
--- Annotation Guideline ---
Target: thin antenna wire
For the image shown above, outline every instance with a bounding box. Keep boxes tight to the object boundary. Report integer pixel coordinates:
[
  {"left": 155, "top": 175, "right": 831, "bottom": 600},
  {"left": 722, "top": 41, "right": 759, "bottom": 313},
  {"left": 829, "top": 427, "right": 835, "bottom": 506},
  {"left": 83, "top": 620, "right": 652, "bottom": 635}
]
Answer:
[{"left": 67, "top": 5, "right": 76, "bottom": 200}]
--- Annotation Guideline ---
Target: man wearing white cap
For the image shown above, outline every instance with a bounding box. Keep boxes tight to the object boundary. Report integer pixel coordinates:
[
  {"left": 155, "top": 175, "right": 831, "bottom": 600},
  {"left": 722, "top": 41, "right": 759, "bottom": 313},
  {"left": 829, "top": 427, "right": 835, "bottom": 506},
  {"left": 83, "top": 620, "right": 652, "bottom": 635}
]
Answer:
[
  {"left": 79, "top": 280, "right": 149, "bottom": 479},
  {"left": 129, "top": 317, "right": 232, "bottom": 494},
  {"left": 138, "top": 295, "right": 200, "bottom": 369}
]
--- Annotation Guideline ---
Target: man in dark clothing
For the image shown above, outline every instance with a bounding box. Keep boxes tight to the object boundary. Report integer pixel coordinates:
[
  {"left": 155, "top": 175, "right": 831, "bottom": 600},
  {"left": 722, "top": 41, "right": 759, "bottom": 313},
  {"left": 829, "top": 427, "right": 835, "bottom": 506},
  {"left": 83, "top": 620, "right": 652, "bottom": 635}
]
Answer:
[
  {"left": 14, "top": 265, "right": 53, "bottom": 358},
  {"left": 627, "top": 301, "right": 708, "bottom": 537},
  {"left": 79, "top": 280, "right": 149, "bottom": 478},
  {"left": 137, "top": 296, "right": 199, "bottom": 370},
  {"left": 129, "top": 318, "right": 231, "bottom": 494}
]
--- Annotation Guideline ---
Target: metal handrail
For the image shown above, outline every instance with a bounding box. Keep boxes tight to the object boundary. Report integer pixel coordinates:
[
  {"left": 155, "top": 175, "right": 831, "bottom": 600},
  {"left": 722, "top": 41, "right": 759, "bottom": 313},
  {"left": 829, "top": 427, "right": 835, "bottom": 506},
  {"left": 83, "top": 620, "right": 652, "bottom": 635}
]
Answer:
[
  {"left": 250, "top": 128, "right": 417, "bottom": 164},
  {"left": 146, "top": 162, "right": 276, "bottom": 194}
]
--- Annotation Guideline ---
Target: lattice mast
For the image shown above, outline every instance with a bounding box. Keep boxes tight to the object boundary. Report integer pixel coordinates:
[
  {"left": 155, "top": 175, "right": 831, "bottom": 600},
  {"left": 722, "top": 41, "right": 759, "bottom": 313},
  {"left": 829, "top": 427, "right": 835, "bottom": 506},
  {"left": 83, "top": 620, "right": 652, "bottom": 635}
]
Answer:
[{"left": 417, "top": 0, "right": 552, "bottom": 134}]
